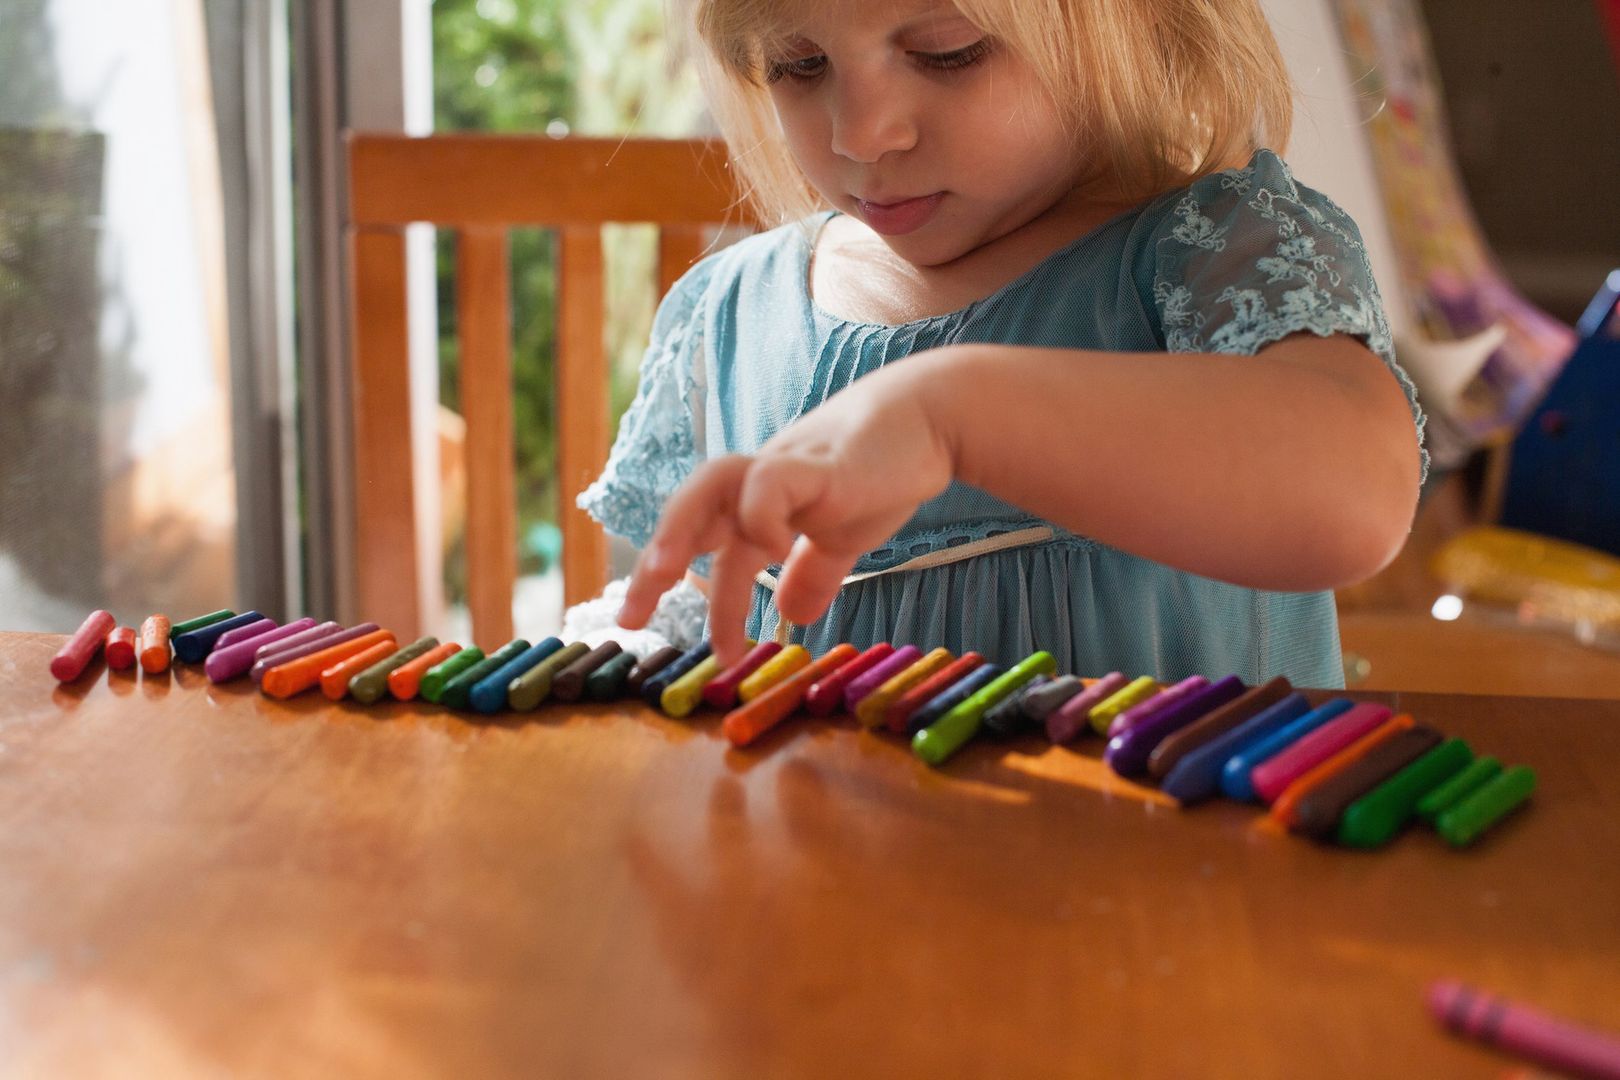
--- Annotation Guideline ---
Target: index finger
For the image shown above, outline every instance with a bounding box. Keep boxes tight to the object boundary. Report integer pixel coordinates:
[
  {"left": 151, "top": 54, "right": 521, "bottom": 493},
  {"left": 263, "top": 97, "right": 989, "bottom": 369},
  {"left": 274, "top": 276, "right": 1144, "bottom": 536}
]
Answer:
[{"left": 617, "top": 456, "right": 751, "bottom": 629}]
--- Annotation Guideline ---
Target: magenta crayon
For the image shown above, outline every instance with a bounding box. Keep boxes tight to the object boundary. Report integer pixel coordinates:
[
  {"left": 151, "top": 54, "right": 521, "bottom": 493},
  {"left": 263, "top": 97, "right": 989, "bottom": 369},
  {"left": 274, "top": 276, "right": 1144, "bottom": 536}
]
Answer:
[
  {"left": 805, "top": 643, "right": 893, "bottom": 716},
  {"left": 1428, "top": 980, "right": 1620, "bottom": 1080},
  {"left": 1108, "top": 674, "right": 1208, "bottom": 739},
  {"left": 250, "top": 623, "right": 364, "bottom": 684},
  {"left": 1105, "top": 675, "right": 1244, "bottom": 777},
  {"left": 104, "top": 627, "right": 138, "bottom": 671},
  {"left": 1250, "top": 701, "right": 1393, "bottom": 805},
  {"left": 213, "top": 617, "right": 278, "bottom": 651},
  {"left": 844, "top": 644, "right": 923, "bottom": 712},
  {"left": 51, "top": 609, "right": 116, "bottom": 681},
  {"left": 205, "top": 618, "right": 318, "bottom": 683},
  {"left": 1045, "top": 671, "right": 1128, "bottom": 744}
]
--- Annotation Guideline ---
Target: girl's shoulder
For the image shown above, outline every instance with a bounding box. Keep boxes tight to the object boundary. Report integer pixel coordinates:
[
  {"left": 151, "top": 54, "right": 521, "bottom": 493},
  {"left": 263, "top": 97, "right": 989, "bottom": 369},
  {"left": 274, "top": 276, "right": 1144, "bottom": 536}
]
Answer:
[
  {"left": 658, "top": 218, "right": 814, "bottom": 315},
  {"left": 1135, "top": 147, "right": 1371, "bottom": 260}
]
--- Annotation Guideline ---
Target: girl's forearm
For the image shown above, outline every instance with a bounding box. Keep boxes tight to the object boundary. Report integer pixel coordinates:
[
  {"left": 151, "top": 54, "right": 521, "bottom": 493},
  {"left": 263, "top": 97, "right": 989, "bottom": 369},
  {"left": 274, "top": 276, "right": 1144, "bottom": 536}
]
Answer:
[{"left": 916, "top": 337, "right": 1422, "bottom": 592}]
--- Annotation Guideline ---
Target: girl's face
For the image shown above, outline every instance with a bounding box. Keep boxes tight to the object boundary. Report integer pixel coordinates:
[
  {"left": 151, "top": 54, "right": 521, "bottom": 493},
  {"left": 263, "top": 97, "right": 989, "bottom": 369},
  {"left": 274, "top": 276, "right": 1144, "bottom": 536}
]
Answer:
[{"left": 763, "top": 0, "right": 1082, "bottom": 268}]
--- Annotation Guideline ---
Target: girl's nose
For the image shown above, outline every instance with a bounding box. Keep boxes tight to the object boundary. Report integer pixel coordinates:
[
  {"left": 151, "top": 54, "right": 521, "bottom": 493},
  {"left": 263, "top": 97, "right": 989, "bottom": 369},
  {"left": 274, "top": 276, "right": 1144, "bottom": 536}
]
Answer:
[{"left": 829, "top": 77, "right": 918, "bottom": 163}]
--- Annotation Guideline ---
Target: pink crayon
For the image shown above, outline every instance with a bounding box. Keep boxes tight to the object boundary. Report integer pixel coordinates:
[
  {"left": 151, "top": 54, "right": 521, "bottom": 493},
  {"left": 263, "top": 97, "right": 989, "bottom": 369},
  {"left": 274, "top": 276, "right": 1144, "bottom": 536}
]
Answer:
[
  {"left": 205, "top": 617, "right": 317, "bottom": 683},
  {"left": 1251, "top": 701, "right": 1392, "bottom": 804},
  {"left": 1428, "top": 980, "right": 1620, "bottom": 1080},
  {"left": 249, "top": 622, "right": 352, "bottom": 684},
  {"left": 844, "top": 644, "right": 923, "bottom": 711},
  {"left": 1046, "top": 671, "right": 1128, "bottom": 744}
]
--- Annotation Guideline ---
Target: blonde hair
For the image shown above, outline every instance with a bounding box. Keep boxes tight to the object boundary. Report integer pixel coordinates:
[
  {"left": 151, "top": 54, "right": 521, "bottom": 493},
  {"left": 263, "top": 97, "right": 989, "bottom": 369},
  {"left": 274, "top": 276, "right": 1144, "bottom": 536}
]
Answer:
[{"left": 678, "top": 0, "right": 1294, "bottom": 228}]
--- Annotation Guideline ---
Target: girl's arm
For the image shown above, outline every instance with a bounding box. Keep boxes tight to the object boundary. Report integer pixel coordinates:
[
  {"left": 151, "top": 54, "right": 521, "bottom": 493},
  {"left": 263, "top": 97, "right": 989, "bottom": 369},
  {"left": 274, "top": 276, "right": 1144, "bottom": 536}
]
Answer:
[
  {"left": 620, "top": 335, "right": 1422, "bottom": 664},
  {"left": 923, "top": 334, "right": 1422, "bottom": 593}
]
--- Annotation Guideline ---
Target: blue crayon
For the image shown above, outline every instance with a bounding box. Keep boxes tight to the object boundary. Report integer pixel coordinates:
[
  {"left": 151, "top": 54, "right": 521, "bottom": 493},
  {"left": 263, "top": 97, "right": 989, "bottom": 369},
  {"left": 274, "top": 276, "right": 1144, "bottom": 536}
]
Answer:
[
  {"left": 1220, "top": 697, "right": 1355, "bottom": 802},
  {"left": 469, "top": 636, "right": 564, "bottom": 715},
  {"left": 905, "top": 664, "right": 1004, "bottom": 735},
  {"left": 1160, "top": 693, "right": 1312, "bottom": 805},
  {"left": 640, "top": 641, "right": 712, "bottom": 705},
  {"left": 173, "top": 610, "right": 266, "bottom": 664}
]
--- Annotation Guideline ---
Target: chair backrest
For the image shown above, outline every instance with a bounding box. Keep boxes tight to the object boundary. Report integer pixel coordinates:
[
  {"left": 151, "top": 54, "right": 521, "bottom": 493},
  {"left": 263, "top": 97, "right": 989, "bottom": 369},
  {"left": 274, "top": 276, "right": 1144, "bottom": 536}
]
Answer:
[{"left": 346, "top": 134, "right": 748, "bottom": 643}]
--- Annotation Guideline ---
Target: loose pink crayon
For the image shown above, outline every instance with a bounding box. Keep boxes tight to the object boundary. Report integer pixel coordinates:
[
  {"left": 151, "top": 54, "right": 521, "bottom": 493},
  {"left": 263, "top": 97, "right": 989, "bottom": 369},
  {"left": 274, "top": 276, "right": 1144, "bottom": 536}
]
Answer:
[
  {"left": 205, "top": 617, "right": 317, "bottom": 683},
  {"left": 51, "top": 610, "right": 117, "bottom": 681},
  {"left": 1428, "top": 980, "right": 1620, "bottom": 1080}
]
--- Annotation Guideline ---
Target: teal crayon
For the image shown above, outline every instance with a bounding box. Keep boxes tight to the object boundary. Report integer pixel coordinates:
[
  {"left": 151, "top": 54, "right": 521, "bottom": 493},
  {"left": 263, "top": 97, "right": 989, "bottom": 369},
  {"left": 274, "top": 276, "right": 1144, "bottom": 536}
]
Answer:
[{"left": 469, "top": 637, "right": 563, "bottom": 714}]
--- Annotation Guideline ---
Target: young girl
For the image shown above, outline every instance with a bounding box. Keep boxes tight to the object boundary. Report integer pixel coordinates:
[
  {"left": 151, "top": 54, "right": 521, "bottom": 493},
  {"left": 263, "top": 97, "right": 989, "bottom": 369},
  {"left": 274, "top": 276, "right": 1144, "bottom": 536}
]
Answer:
[{"left": 578, "top": 0, "right": 1427, "bottom": 688}]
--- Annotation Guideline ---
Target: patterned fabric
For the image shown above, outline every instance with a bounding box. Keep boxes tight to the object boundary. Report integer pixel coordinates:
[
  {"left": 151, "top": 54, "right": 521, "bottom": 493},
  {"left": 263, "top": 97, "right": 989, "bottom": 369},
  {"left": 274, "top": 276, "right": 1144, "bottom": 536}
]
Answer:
[{"left": 578, "top": 149, "right": 1427, "bottom": 688}]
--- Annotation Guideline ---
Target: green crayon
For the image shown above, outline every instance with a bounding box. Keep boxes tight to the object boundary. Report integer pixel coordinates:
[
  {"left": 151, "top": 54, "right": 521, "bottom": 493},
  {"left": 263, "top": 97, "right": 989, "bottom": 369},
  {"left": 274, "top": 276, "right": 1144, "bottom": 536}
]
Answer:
[
  {"left": 169, "top": 609, "right": 236, "bottom": 639},
  {"left": 1417, "top": 756, "right": 1502, "bottom": 824},
  {"left": 1435, "top": 765, "right": 1536, "bottom": 847},
  {"left": 421, "top": 646, "right": 486, "bottom": 704},
  {"left": 584, "top": 651, "right": 638, "bottom": 701},
  {"left": 1338, "top": 737, "right": 1472, "bottom": 848},
  {"left": 913, "top": 651, "right": 1057, "bottom": 766},
  {"left": 439, "top": 639, "right": 531, "bottom": 710}
]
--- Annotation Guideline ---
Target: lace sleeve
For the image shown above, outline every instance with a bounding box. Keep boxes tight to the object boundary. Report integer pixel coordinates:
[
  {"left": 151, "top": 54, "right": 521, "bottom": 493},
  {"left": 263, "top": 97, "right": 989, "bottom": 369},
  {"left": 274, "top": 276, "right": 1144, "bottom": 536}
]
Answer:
[
  {"left": 1150, "top": 149, "right": 1428, "bottom": 483},
  {"left": 576, "top": 258, "right": 715, "bottom": 549}
]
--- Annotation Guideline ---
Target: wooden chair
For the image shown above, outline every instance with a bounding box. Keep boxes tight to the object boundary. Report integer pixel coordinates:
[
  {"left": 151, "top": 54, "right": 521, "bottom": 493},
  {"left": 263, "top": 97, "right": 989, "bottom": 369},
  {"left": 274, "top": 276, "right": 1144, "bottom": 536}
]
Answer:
[{"left": 345, "top": 134, "right": 748, "bottom": 643}]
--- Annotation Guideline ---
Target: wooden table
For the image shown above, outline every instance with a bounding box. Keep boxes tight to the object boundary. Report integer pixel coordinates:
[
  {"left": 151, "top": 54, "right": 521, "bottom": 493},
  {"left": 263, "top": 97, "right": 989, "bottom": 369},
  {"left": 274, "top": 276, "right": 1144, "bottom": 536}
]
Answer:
[{"left": 3, "top": 630, "right": 1617, "bottom": 1078}]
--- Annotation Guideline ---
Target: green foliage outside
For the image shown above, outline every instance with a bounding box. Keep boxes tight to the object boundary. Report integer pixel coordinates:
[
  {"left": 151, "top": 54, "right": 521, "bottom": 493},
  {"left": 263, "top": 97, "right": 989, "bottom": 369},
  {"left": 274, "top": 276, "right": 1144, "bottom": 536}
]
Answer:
[{"left": 432, "top": 0, "right": 705, "bottom": 593}]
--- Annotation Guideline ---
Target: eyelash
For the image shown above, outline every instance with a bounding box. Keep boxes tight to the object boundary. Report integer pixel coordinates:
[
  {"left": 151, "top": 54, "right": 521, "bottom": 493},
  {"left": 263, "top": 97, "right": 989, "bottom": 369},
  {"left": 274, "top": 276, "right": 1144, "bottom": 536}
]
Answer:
[{"left": 764, "top": 38, "right": 992, "bottom": 85}]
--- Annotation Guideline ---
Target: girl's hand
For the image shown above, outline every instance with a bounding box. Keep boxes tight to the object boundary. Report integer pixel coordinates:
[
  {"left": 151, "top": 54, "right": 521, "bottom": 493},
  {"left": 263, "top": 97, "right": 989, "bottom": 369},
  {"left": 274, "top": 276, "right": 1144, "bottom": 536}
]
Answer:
[{"left": 617, "top": 353, "right": 957, "bottom": 666}]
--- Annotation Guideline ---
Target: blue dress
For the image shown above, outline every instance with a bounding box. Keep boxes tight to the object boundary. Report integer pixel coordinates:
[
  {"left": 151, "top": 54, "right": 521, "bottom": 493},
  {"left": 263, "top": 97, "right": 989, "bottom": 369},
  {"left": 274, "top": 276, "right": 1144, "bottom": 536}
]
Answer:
[{"left": 579, "top": 150, "right": 1427, "bottom": 688}]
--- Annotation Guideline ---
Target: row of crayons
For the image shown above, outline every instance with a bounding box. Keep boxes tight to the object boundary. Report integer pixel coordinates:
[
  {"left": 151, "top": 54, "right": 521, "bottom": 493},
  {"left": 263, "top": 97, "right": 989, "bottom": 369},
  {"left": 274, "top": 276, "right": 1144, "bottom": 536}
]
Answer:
[{"left": 50, "top": 608, "right": 1533, "bottom": 849}]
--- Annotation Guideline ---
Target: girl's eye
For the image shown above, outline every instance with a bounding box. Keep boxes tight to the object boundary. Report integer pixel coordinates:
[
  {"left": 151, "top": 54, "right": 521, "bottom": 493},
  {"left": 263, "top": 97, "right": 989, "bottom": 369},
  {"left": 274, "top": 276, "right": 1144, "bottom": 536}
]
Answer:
[
  {"left": 765, "top": 54, "right": 828, "bottom": 84},
  {"left": 911, "top": 38, "right": 992, "bottom": 72}
]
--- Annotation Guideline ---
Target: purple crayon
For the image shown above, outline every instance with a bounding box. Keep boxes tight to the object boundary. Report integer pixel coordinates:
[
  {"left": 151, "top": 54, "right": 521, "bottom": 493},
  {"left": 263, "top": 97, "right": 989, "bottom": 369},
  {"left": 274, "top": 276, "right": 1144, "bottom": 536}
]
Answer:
[
  {"left": 844, "top": 644, "right": 923, "bottom": 712},
  {"left": 1108, "top": 674, "right": 1210, "bottom": 738},
  {"left": 213, "top": 617, "right": 279, "bottom": 652},
  {"left": 255, "top": 620, "right": 341, "bottom": 660},
  {"left": 250, "top": 623, "right": 369, "bottom": 684},
  {"left": 1106, "top": 675, "right": 1246, "bottom": 777},
  {"left": 205, "top": 618, "right": 316, "bottom": 683}
]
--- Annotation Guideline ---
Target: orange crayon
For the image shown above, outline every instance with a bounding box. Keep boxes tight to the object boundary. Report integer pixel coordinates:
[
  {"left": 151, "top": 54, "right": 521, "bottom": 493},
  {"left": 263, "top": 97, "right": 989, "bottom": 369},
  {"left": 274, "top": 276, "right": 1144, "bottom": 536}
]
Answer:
[
  {"left": 138, "top": 615, "right": 172, "bottom": 673},
  {"left": 321, "top": 639, "right": 401, "bottom": 701},
  {"left": 723, "top": 644, "right": 858, "bottom": 748},
  {"left": 388, "top": 642, "right": 461, "bottom": 701},
  {"left": 1270, "top": 713, "right": 1417, "bottom": 830},
  {"left": 262, "top": 629, "right": 396, "bottom": 700}
]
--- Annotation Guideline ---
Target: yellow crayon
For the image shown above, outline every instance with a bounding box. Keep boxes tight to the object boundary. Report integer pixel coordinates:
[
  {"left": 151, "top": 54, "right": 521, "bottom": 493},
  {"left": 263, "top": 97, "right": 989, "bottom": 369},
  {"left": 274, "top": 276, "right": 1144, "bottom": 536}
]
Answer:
[
  {"left": 855, "top": 647, "right": 954, "bottom": 728},
  {"left": 1088, "top": 675, "right": 1161, "bottom": 736}
]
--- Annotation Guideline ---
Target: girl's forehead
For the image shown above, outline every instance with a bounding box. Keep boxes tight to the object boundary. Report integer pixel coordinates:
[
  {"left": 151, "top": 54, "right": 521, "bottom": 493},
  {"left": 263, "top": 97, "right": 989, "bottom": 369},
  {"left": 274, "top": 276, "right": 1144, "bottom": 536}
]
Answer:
[{"left": 768, "top": 0, "right": 977, "bottom": 38}]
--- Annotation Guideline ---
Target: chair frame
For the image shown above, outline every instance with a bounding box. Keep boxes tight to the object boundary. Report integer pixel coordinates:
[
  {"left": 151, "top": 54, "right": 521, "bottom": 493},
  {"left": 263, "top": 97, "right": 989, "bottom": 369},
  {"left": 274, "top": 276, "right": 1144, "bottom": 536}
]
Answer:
[{"left": 345, "top": 133, "right": 746, "bottom": 642}]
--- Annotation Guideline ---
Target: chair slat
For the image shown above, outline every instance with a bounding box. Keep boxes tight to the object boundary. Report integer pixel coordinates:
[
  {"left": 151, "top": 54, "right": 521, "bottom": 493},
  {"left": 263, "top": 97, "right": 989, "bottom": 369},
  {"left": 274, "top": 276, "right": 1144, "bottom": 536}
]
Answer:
[
  {"left": 658, "top": 225, "right": 708, "bottom": 299},
  {"left": 557, "top": 226, "right": 610, "bottom": 609},
  {"left": 349, "top": 226, "right": 422, "bottom": 636},
  {"left": 457, "top": 227, "right": 518, "bottom": 647},
  {"left": 350, "top": 135, "right": 745, "bottom": 230}
]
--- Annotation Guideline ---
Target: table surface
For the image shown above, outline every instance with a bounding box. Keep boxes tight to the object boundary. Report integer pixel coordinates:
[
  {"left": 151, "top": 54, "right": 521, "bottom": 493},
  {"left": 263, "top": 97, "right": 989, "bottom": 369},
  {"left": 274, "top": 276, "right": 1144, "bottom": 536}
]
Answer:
[{"left": 3, "top": 630, "right": 1618, "bottom": 1079}]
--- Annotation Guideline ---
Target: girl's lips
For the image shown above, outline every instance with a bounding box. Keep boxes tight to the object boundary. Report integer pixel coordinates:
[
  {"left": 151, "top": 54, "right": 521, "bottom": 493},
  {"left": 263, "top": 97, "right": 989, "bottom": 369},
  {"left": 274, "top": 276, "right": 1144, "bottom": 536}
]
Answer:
[{"left": 855, "top": 192, "right": 944, "bottom": 236}]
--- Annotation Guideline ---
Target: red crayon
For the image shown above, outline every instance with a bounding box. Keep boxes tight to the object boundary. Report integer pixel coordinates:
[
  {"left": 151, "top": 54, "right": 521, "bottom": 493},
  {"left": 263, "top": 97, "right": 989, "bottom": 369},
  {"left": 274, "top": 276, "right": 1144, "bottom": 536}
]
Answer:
[
  {"left": 51, "top": 610, "right": 116, "bottom": 681},
  {"left": 1428, "top": 980, "right": 1620, "bottom": 1080},
  {"left": 703, "top": 641, "right": 784, "bottom": 710},
  {"left": 104, "top": 627, "right": 138, "bottom": 671},
  {"left": 804, "top": 642, "right": 893, "bottom": 716}
]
